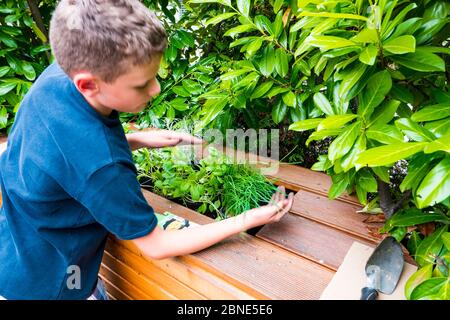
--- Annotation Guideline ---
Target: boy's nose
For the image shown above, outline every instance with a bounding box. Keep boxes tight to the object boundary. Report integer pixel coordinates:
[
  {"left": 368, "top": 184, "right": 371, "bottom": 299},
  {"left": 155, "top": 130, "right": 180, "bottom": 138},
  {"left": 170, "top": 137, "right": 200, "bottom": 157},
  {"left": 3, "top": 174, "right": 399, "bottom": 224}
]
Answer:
[{"left": 148, "top": 79, "right": 160, "bottom": 97}]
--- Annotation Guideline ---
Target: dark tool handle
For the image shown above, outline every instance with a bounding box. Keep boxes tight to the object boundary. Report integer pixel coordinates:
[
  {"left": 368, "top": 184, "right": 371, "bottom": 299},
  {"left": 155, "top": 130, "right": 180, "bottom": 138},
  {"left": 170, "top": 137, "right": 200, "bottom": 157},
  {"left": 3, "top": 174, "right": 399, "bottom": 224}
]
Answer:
[{"left": 360, "top": 287, "right": 378, "bottom": 300}]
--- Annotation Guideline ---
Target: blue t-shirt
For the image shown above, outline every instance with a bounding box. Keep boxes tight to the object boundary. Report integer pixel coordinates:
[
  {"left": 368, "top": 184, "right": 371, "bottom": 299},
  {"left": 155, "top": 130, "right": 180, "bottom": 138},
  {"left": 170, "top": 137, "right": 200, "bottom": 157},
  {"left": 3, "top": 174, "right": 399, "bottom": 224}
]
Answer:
[{"left": 0, "top": 62, "right": 157, "bottom": 299}]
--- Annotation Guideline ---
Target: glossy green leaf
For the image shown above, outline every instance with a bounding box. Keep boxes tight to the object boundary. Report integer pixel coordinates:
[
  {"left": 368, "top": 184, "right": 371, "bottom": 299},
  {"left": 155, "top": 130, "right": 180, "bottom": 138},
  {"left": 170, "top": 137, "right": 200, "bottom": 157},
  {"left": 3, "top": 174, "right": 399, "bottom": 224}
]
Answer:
[
  {"left": 390, "top": 84, "right": 415, "bottom": 105},
  {"left": 289, "top": 118, "right": 323, "bottom": 132},
  {"left": 233, "top": 72, "right": 260, "bottom": 90},
  {"left": 298, "top": 11, "right": 368, "bottom": 21},
  {"left": 391, "top": 48, "right": 445, "bottom": 72},
  {"left": 272, "top": 100, "right": 288, "bottom": 124},
  {"left": 220, "top": 69, "right": 251, "bottom": 81},
  {"left": 357, "top": 170, "right": 377, "bottom": 192},
  {"left": 400, "top": 153, "right": 436, "bottom": 193},
  {"left": 407, "top": 231, "right": 423, "bottom": 256},
  {"left": 265, "top": 86, "right": 290, "bottom": 98},
  {"left": 0, "top": 81, "right": 16, "bottom": 96},
  {"left": 250, "top": 81, "right": 273, "bottom": 100},
  {"left": 328, "top": 122, "right": 361, "bottom": 161},
  {"left": 282, "top": 91, "right": 296, "bottom": 107},
  {"left": 366, "top": 124, "right": 404, "bottom": 144},
  {"left": 338, "top": 63, "right": 367, "bottom": 101},
  {"left": 259, "top": 46, "right": 275, "bottom": 77},
  {"left": 405, "top": 264, "right": 433, "bottom": 300},
  {"left": 356, "top": 142, "right": 427, "bottom": 167},
  {"left": 313, "top": 92, "right": 334, "bottom": 116},
  {"left": 416, "top": 156, "right": 450, "bottom": 209},
  {"left": 273, "top": 11, "right": 284, "bottom": 39},
  {"left": 359, "top": 45, "right": 378, "bottom": 65},
  {"left": 368, "top": 99, "right": 400, "bottom": 127},
  {"left": 275, "top": 48, "right": 289, "bottom": 78},
  {"left": 395, "top": 118, "right": 436, "bottom": 142},
  {"left": 246, "top": 38, "right": 263, "bottom": 57},
  {"left": 205, "top": 13, "right": 236, "bottom": 26},
  {"left": 442, "top": 233, "right": 450, "bottom": 251},
  {"left": 372, "top": 166, "right": 390, "bottom": 183},
  {"left": 411, "top": 102, "right": 450, "bottom": 122},
  {"left": 383, "top": 35, "right": 416, "bottom": 54},
  {"left": 273, "top": 0, "right": 284, "bottom": 13},
  {"left": 311, "top": 155, "right": 333, "bottom": 172},
  {"left": 0, "top": 107, "right": 8, "bottom": 129},
  {"left": 351, "top": 28, "right": 378, "bottom": 43},
  {"left": 254, "top": 15, "right": 274, "bottom": 36},
  {"left": 172, "top": 86, "right": 190, "bottom": 97},
  {"left": 424, "top": 134, "right": 450, "bottom": 153},
  {"left": 390, "top": 18, "right": 422, "bottom": 39},
  {"left": 415, "top": 18, "right": 448, "bottom": 45},
  {"left": 224, "top": 24, "right": 256, "bottom": 37},
  {"left": 317, "top": 114, "right": 357, "bottom": 131},
  {"left": 182, "top": 79, "right": 202, "bottom": 95},
  {"left": 384, "top": 209, "right": 448, "bottom": 231},
  {"left": 415, "top": 225, "right": 448, "bottom": 267},
  {"left": 382, "top": 3, "right": 418, "bottom": 39},
  {"left": 425, "top": 119, "right": 450, "bottom": 138},
  {"left": 309, "top": 35, "right": 356, "bottom": 51},
  {"left": 0, "top": 66, "right": 10, "bottom": 78},
  {"left": 359, "top": 70, "right": 392, "bottom": 120},
  {"left": 237, "top": 0, "right": 251, "bottom": 17},
  {"left": 310, "top": 18, "right": 336, "bottom": 36},
  {"left": 410, "top": 278, "right": 449, "bottom": 300},
  {"left": 306, "top": 129, "right": 342, "bottom": 146},
  {"left": 329, "top": 172, "right": 350, "bottom": 199}
]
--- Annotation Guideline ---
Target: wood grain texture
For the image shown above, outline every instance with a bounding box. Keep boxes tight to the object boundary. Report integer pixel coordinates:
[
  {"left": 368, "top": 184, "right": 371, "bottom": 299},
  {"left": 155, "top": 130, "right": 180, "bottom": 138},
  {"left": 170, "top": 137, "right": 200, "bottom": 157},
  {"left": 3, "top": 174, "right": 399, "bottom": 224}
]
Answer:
[
  {"left": 256, "top": 213, "right": 376, "bottom": 270},
  {"left": 290, "top": 190, "right": 378, "bottom": 243}
]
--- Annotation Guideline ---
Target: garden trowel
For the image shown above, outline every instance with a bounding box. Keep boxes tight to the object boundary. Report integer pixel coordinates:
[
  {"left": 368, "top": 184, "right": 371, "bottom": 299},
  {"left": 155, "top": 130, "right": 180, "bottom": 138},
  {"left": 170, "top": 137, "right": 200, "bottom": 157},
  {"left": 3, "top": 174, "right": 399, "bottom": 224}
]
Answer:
[{"left": 360, "top": 236, "right": 404, "bottom": 300}]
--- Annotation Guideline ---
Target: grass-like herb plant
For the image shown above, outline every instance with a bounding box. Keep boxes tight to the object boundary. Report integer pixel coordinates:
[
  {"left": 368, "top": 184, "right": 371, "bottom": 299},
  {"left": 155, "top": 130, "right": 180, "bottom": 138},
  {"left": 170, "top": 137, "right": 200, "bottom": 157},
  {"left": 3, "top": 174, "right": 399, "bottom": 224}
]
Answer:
[{"left": 133, "top": 144, "right": 279, "bottom": 220}]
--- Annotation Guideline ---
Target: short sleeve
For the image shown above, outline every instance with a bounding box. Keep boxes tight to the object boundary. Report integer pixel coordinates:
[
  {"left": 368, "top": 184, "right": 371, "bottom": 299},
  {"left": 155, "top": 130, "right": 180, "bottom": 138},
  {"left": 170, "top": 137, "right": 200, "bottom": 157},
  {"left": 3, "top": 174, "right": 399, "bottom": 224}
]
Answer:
[{"left": 77, "top": 162, "right": 157, "bottom": 240}]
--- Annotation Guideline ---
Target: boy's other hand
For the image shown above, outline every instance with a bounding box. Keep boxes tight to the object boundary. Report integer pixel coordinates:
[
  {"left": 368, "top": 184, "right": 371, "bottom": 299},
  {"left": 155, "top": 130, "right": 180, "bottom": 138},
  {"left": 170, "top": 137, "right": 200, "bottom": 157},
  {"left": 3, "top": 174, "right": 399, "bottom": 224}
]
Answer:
[
  {"left": 238, "top": 186, "right": 294, "bottom": 231},
  {"left": 126, "top": 130, "right": 204, "bottom": 150}
]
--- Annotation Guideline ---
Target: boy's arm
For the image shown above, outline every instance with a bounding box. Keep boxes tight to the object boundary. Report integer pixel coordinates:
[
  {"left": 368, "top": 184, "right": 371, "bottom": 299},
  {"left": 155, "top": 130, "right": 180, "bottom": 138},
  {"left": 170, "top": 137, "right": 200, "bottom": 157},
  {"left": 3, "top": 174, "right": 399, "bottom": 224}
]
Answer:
[
  {"left": 126, "top": 130, "right": 203, "bottom": 150},
  {"left": 132, "top": 187, "right": 294, "bottom": 260}
]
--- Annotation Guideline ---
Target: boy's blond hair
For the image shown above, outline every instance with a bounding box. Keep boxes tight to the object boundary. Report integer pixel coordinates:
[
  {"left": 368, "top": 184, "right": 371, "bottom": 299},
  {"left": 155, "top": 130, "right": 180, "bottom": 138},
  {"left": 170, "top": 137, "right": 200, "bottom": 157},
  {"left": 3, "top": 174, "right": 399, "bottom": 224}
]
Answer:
[{"left": 49, "top": 0, "right": 167, "bottom": 82}]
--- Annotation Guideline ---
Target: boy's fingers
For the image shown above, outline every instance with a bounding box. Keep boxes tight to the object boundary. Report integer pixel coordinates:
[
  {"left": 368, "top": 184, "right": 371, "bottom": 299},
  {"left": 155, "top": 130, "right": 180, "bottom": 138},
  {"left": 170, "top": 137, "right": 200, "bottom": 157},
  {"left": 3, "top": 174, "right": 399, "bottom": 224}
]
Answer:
[{"left": 275, "top": 192, "right": 294, "bottom": 219}]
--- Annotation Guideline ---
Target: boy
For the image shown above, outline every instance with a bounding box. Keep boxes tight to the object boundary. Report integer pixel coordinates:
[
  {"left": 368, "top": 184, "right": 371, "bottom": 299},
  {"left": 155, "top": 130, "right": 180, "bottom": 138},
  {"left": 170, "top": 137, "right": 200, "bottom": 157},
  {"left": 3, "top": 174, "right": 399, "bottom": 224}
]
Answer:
[{"left": 0, "top": 0, "right": 293, "bottom": 300}]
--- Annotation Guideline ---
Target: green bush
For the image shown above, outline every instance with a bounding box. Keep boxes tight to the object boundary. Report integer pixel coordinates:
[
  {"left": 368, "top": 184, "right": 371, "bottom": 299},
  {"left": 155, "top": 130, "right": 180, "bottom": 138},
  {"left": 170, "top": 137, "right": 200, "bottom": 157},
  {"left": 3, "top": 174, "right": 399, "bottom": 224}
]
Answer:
[{"left": 0, "top": 0, "right": 54, "bottom": 132}]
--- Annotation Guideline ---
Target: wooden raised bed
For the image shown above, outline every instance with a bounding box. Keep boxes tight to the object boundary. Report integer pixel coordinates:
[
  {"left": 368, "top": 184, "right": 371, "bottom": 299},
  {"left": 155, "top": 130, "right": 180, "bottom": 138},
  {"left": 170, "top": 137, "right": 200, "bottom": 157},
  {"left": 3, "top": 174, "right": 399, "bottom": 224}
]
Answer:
[
  {"left": 0, "top": 139, "right": 385, "bottom": 300},
  {"left": 99, "top": 144, "right": 386, "bottom": 300}
]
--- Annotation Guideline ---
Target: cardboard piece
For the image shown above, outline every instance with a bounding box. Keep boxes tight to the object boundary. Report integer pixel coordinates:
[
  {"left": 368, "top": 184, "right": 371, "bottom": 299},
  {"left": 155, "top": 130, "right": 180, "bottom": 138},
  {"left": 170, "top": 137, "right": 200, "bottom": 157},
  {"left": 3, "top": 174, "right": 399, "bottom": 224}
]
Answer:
[{"left": 320, "top": 241, "right": 417, "bottom": 300}]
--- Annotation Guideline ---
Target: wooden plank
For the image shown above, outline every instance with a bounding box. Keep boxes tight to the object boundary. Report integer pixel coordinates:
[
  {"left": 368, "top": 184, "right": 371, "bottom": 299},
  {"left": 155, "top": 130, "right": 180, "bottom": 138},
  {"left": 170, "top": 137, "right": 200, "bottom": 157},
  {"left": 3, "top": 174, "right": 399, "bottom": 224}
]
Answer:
[
  {"left": 101, "top": 252, "right": 181, "bottom": 300},
  {"left": 290, "top": 190, "right": 378, "bottom": 243},
  {"left": 256, "top": 213, "right": 375, "bottom": 271},
  {"left": 103, "top": 246, "right": 207, "bottom": 300},
  {"left": 99, "top": 274, "right": 132, "bottom": 300},
  {"left": 99, "top": 263, "right": 153, "bottom": 300},
  {"left": 107, "top": 237, "right": 258, "bottom": 299},
  {"left": 141, "top": 189, "right": 334, "bottom": 299}
]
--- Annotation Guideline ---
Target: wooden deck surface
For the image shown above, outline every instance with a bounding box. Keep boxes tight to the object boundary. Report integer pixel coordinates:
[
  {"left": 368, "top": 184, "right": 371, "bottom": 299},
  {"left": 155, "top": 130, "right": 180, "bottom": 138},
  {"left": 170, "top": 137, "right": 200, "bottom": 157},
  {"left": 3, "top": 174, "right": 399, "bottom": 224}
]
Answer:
[
  {"left": 0, "top": 139, "right": 386, "bottom": 300},
  {"left": 100, "top": 144, "right": 386, "bottom": 300}
]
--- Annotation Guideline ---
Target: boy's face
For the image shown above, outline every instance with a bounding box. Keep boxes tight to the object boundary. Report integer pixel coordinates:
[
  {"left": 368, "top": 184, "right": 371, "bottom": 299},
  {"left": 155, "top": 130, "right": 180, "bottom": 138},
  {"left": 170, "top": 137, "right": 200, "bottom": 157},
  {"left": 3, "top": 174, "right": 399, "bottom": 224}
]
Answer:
[
  {"left": 97, "top": 55, "right": 162, "bottom": 114},
  {"left": 74, "top": 55, "right": 162, "bottom": 116}
]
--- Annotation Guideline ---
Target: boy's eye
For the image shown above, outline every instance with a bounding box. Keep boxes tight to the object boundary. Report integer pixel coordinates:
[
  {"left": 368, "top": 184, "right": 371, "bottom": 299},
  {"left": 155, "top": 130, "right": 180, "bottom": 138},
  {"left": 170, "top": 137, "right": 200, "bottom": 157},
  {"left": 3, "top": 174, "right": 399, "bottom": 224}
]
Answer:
[{"left": 135, "top": 80, "right": 151, "bottom": 90}]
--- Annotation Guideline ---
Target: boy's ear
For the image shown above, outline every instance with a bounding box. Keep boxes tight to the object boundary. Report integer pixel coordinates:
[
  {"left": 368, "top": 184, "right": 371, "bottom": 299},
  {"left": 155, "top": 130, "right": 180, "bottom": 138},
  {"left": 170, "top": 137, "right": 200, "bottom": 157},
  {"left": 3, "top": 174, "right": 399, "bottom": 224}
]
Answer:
[{"left": 72, "top": 72, "right": 100, "bottom": 97}]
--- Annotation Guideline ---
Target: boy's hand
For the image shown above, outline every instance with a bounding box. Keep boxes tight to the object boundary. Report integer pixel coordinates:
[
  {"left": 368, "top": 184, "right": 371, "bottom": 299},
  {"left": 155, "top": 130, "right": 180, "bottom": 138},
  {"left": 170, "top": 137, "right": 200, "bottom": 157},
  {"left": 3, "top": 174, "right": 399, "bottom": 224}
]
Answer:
[
  {"left": 238, "top": 186, "right": 294, "bottom": 231},
  {"left": 127, "top": 130, "right": 204, "bottom": 150}
]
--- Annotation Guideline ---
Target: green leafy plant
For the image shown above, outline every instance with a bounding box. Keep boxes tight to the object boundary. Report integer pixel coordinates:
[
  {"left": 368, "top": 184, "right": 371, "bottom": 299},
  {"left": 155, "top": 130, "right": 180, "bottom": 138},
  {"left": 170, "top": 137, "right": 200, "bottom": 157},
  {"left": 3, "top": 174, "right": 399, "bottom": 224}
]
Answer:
[
  {"left": 0, "top": 0, "right": 54, "bottom": 133},
  {"left": 134, "top": 144, "right": 278, "bottom": 219}
]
